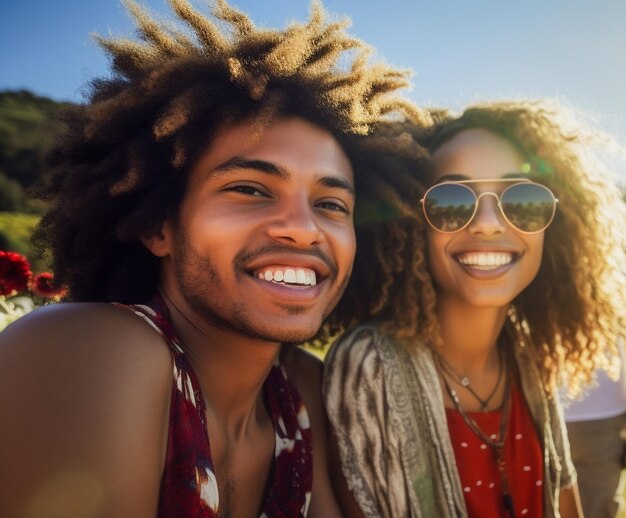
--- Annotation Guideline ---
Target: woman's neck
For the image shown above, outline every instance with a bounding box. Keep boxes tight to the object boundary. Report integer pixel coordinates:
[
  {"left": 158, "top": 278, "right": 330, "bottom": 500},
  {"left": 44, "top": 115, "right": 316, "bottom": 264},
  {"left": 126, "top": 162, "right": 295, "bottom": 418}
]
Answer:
[
  {"left": 434, "top": 297, "right": 512, "bottom": 412},
  {"left": 435, "top": 295, "right": 509, "bottom": 375}
]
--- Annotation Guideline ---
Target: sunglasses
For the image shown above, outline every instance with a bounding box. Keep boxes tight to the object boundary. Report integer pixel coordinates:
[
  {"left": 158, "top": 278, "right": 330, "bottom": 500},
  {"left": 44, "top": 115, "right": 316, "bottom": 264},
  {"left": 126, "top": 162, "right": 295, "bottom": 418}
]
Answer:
[{"left": 420, "top": 178, "right": 558, "bottom": 234}]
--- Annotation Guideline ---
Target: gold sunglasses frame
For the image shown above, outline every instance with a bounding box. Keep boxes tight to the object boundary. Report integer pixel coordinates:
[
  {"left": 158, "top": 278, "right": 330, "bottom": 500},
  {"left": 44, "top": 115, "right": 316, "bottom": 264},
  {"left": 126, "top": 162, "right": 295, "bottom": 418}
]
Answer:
[{"left": 419, "top": 178, "right": 559, "bottom": 234}]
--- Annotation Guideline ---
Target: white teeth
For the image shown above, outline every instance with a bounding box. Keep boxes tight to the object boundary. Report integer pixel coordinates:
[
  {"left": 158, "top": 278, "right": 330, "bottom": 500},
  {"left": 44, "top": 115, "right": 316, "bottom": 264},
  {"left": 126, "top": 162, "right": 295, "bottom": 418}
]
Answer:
[
  {"left": 253, "top": 267, "right": 317, "bottom": 286},
  {"left": 458, "top": 252, "right": 513, "bottom": 269},
  {"left": 284, "top": 269, "right": 297, "bottom": 283}
]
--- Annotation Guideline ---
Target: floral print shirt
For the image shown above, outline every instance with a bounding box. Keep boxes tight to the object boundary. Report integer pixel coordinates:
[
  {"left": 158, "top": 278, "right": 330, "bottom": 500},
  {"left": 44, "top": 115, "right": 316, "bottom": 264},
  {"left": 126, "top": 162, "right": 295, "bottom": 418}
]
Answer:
[{"left": 121, "top": 298, "right": 313, "bottom": 517}]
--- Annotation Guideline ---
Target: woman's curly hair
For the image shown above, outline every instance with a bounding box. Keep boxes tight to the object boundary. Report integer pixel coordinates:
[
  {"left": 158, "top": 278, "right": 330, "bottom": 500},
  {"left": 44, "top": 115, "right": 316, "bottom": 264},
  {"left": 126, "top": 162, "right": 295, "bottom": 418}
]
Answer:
[
  {"left": 327, "top": 99, "right": 626, "bottom": 393},
  {"left": 34, "top": 0, "right": 428, "bottom": 304}
]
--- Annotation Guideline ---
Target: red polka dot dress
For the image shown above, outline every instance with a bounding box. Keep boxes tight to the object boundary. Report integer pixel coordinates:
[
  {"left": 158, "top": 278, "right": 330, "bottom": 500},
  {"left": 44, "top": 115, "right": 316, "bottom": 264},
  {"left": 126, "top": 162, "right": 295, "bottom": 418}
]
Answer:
[{"left": 445, "top": 380, "right": 544, "bottom": 517}]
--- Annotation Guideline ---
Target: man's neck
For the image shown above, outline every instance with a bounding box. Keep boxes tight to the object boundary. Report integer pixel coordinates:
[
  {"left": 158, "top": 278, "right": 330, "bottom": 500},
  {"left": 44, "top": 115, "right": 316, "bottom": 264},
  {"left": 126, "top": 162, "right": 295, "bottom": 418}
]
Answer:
[{"left": 162, "top": 293, "right": 280, "bottom": 439}]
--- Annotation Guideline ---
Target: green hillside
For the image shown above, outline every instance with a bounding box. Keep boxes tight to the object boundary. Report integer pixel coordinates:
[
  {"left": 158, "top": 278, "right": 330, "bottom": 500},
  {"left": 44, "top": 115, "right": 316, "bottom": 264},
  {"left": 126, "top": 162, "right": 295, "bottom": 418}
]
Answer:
[
  {"left": 0, "top": 90, "right": 69, "bottom": 212},
  {"left": 0, "top": 90, "right": 69, "bottom": 267}
]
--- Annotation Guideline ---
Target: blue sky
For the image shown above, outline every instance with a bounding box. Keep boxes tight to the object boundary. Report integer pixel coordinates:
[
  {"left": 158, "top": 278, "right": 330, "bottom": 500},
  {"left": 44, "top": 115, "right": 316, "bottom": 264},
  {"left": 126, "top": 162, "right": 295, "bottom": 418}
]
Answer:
[{"left": 2, "top": 0, "right": 626, "bottom": 143}]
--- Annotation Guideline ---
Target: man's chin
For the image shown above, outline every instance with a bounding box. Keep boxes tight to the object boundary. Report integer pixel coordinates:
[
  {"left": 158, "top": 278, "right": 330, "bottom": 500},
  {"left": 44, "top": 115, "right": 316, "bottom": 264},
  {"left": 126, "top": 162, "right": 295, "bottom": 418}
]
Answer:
[
  {"left": 252, "top": 326, "right": 320, "bottom": 345},
  {"left": 185, "top": 296, "right": 325, "bottom": 344},
  {"left": 246, "top": 313, "right": 328, "bottom": 343}
]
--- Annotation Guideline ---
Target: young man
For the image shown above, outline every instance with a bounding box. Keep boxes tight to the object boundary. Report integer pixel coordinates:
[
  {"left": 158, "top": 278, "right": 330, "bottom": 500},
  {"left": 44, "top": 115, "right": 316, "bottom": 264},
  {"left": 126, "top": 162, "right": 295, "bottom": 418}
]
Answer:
[{"left": 0, "top": 1, "right": 420, "bottom": 516}]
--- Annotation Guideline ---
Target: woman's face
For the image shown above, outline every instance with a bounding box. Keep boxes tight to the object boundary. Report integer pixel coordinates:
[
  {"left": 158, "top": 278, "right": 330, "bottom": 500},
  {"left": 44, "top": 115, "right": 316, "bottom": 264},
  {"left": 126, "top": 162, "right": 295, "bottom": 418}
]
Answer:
[{"left": 426, "top": 128, "right": 545, "bottom": 309}]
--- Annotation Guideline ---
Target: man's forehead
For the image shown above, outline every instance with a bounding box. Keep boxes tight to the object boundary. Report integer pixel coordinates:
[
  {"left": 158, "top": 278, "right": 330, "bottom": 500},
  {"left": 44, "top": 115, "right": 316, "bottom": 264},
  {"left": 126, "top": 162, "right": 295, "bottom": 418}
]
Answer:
[{"left": 186, "top": 117, "right": 354, "bottom": 190}]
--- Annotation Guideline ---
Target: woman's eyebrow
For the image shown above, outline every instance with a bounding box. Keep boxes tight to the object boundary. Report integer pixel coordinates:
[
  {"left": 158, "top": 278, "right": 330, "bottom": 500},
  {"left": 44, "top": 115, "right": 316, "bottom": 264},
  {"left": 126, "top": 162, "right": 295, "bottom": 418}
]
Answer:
[
  {"left": 435, "top": 172, "right": 528, "bottom": 183},
  {"left": 436, "top": 173, "right": 470, "bottom": 182}
]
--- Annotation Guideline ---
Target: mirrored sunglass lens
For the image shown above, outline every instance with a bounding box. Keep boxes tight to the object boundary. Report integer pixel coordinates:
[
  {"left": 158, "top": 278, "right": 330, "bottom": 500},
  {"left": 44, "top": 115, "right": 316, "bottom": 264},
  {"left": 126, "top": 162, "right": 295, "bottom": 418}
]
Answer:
[
  {"left": 424, "top": 184, "right": 475, "bottom": 231},
  {"left": 501, "top": 183, "right": 554, "bottom": 232}
]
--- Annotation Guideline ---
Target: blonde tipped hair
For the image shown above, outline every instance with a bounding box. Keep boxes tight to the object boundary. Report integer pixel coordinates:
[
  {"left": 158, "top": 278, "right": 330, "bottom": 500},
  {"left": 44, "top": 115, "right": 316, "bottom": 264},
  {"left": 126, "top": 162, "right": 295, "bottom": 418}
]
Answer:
[
  {"left": 36, "top": 0, "right": 427, "bottom": 303},
  {"left": 91, "top": 0, "right": 427, "bottom": 138}
]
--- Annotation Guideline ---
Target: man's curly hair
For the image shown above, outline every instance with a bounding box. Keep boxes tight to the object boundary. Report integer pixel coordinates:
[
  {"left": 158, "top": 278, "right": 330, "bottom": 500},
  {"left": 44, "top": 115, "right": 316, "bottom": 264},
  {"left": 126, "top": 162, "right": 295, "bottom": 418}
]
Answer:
[
  {"left": 327, "top": 100, "right": 626, "bottom": 394},
  {"left": 34, "top": 0, "right": 428, "bottom": 303}
]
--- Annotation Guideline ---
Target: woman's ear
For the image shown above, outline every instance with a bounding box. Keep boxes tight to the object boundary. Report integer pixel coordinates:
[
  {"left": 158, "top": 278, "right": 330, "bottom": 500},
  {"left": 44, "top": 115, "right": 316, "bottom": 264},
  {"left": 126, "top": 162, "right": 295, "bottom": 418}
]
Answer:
[{"left": 141, "top": 220, "right": 174, "bottom": 258}]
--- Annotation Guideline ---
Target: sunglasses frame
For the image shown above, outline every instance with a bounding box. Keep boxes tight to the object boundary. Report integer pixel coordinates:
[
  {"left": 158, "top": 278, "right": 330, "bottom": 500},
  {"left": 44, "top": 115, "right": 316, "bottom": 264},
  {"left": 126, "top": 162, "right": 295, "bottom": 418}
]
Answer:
[{"left": 420, "top": 178, "right": 559, "bottom": 234}]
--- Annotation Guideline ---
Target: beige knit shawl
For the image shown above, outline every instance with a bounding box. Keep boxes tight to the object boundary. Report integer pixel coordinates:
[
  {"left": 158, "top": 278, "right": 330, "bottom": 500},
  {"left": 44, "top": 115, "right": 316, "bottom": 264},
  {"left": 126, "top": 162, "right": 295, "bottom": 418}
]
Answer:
[{"left": 323, "top": 325, "right": 575, "bottom": 518}]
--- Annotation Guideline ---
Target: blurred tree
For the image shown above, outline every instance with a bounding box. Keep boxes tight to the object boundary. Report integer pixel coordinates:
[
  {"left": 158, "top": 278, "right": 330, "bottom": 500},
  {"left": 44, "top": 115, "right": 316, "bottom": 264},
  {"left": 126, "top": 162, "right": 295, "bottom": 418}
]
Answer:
[
  {"left": 0, "top": 172, "right": 25, "bottom": 211},
  {"left": 0, "top": 90, "right": 69, "bottom": 213}
]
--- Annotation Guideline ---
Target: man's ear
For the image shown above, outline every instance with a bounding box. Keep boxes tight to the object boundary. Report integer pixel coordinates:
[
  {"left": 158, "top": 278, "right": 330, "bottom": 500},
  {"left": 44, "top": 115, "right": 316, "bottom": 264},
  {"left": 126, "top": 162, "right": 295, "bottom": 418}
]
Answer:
[{"left": 141, "top": 220, "right": 174, "bottom": 258}]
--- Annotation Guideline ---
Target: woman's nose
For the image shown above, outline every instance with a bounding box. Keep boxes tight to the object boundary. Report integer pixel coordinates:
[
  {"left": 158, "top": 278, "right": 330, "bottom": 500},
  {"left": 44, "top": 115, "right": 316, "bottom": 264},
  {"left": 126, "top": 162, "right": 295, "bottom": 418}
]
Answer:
[{"left": 467, "top": 192, "right": 507, "bottom": 235}]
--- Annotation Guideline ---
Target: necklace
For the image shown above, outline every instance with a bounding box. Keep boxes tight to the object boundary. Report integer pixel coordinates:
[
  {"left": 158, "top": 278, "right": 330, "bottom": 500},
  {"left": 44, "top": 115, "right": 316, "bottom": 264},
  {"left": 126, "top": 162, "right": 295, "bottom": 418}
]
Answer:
[
  {"left": 439, "top": 356, "right": 516, "bottom": 518},
  {"left": 435, "top": 348, "right": 503, "bottom": 412}
]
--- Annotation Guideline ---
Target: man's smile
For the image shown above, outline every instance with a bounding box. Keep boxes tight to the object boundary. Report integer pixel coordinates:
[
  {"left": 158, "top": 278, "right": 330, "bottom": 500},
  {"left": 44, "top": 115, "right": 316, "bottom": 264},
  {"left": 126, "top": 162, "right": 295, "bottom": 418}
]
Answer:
[{"left": 253, "top": 266, "right": 318, "bottom": 286}]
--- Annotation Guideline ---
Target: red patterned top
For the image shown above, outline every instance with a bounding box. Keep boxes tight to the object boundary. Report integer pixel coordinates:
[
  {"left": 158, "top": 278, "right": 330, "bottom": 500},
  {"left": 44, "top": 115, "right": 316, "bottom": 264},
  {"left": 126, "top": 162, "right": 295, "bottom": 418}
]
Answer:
[
  {"left": 445, "top": 379, "right": 544, "bottom": 518},
  {"left": 121, "top": 298, "right": 313, "bottom": 517}
]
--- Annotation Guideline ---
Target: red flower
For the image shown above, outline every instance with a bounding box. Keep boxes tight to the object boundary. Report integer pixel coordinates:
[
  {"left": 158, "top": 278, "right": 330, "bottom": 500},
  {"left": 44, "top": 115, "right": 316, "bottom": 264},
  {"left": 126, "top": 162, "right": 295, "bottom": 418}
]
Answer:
[
  {"left": 31, "top": 272, "right": 67, "bottom": 300},
  {"left": 0, "top": 251, "right": 32, "bottom": 296}
]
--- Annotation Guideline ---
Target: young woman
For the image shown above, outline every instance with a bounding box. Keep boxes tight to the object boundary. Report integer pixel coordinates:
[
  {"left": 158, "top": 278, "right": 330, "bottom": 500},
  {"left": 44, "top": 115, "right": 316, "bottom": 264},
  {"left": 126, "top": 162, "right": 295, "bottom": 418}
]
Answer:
[{"left": 323, "top": 101, "right": 626, "bottom": 518}]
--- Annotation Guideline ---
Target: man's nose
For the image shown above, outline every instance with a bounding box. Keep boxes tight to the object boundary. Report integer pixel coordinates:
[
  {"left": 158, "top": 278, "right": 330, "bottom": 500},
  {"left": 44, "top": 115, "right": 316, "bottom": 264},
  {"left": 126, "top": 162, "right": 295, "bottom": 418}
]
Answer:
[{"left": 265, "top": 198, "right": 325, "bottom": 247}]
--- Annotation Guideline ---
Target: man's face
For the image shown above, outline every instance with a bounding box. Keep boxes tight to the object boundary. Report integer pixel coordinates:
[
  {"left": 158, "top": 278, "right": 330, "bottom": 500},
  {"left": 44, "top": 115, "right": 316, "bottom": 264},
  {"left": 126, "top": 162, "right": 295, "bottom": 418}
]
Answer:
[{"left": 154, "top": 117, "right": 356, "bottom": 344}]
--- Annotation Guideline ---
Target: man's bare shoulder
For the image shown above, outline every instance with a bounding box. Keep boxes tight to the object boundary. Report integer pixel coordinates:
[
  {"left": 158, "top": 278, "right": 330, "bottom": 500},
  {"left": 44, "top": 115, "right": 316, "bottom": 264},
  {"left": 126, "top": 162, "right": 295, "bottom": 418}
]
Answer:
[
  {"left": 0, "top": 301, "right": 173, "bottom": 423},
  {"left": 0, "top": 302, "right": 172, "bottom": 371},
  {"left": 0, "top": 302, "right": 173, "bottom": 516},
  {"left": 2, "top": 301, "right": 161, "bottom": 346}
]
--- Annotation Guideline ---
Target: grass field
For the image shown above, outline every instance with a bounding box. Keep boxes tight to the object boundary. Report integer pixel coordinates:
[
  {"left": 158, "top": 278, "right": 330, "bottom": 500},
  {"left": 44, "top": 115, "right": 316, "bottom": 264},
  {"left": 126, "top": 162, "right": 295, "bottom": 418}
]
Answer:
[{"left": 0, "top": 211, "right": 47, "bottom": 271}]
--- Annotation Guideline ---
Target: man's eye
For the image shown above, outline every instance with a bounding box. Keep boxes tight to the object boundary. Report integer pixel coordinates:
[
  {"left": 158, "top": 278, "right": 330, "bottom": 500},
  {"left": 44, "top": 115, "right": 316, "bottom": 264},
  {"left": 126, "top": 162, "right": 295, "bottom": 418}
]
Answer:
[
  {"left": 316, "top": 200, "right": 350, "bottom": 214},
  {"left": 224, "top": 185, "right": 268, "bottom": 197}
]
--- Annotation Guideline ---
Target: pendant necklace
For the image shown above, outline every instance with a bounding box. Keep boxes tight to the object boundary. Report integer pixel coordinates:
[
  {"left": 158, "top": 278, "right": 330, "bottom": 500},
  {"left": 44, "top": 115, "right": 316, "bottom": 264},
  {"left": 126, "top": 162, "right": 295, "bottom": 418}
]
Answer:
[
  {"left": 438, "top": 353, "right": 516, "bottom": 518},
  {"left": 436, "top": 347, "right": 504, "bottom": 412}
]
